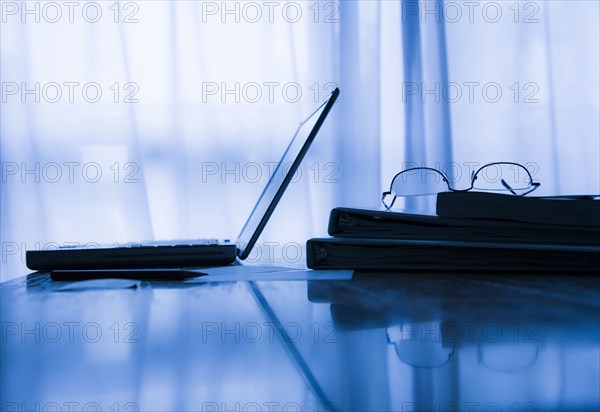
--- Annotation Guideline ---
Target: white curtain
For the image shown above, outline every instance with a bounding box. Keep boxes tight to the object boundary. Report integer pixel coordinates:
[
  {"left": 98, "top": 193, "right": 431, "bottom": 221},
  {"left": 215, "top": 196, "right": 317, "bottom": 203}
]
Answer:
[{"left": 2, "top": 0, "right": 598, "bottom": 281}]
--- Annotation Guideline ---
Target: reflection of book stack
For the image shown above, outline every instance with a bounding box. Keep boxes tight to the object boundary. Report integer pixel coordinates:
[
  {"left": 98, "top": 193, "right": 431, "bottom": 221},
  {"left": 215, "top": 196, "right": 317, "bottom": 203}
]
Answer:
[{"left": 306, "top": 192, "right": 600, "bottom": 272}]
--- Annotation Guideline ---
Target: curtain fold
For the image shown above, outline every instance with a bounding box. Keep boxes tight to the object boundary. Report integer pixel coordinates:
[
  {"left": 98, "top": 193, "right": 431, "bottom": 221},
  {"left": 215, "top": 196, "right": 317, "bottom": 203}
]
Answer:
[
  {"left": 401, "top": 0, "right": 454, "bottom": 211},
  {"left": 336, "top": 0, "right": 381, "bottom": 208}
]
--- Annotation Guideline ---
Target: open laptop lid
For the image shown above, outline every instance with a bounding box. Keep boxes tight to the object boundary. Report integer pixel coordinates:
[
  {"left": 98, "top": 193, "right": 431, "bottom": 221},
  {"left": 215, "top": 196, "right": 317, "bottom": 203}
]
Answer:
[{"left": 236, "top": 87, "right": 340, "bottom": 260}]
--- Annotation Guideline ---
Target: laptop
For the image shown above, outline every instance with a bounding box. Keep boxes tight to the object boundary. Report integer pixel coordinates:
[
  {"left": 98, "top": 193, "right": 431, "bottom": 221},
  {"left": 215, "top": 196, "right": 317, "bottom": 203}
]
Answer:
[{"left": 26, "top": 88, "right": 340, "bottom": 279}]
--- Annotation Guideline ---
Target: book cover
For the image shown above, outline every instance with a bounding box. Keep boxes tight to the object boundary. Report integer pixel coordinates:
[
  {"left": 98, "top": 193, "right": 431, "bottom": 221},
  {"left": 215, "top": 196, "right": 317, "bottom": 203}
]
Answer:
[
  {"left": 328, "top": 207, "right": 600, "bottom": 245},
  {"left": 306, "top": 237, "right": 600, "bottom": 272},
  {"left": 436, "top": 192, "right": 600, "bottom": 227}
]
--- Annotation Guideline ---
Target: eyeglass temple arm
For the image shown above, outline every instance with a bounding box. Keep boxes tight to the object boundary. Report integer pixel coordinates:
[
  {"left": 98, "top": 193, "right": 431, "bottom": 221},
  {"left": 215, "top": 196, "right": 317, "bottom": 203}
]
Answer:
[
  {"left": 501, "top": 179, "right": 541, "bottom": 196},
  {"left": 520, "top": 182, "right": 541, "bottom": 196},
  {"left": 500, "top": 179, "right": 518, "bottom": 196},
  {"left": 382, "top": 191, "right": 396, "bottom": 210}
]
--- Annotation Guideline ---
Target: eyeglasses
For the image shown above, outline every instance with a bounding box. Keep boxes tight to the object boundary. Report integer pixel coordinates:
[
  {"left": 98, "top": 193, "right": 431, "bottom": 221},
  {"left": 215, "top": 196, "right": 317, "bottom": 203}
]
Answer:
[{"left": 382, "top": 162, "right": 540, "bottom": 210}]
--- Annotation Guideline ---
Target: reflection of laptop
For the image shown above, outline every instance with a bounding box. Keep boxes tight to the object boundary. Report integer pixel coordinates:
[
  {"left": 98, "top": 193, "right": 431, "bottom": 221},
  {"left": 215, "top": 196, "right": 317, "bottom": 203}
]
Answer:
[{"left": 26, "top": 88, "right": 339, "bottom": 277}]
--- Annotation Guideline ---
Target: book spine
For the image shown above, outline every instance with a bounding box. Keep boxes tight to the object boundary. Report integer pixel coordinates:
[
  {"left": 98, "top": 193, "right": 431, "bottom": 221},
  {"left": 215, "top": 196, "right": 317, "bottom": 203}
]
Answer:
[
  {"left": 306, "top": 240, "right": 330, "bottom": 269},
  {"left": 327, "top": 209, "right": 339, "bottom": 236},
  {"left": 328, "top": 209, "right": 356, "bottom": 236}
]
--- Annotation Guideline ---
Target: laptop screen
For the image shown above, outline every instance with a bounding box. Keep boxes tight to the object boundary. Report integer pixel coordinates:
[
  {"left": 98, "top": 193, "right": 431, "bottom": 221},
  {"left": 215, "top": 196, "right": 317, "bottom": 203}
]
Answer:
[{"left": 236, "top": 88, "right": 339, "bottom": 259}]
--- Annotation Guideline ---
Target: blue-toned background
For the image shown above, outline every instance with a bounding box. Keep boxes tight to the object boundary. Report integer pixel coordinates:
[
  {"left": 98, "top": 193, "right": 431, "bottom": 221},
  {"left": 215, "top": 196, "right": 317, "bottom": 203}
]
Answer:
[{"left": 1, "top": 0, "right": 599, "bottom": 281}]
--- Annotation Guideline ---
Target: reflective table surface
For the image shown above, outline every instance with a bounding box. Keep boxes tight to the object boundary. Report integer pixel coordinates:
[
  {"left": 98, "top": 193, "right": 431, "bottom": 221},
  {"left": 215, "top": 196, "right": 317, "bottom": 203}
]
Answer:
[{"left": 2, "top": 269, "right": 599, "bottom": 411}]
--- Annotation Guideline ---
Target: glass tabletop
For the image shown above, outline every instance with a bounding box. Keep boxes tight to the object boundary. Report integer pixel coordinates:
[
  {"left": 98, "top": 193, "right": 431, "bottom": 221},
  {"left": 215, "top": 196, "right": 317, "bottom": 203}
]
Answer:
[{"left": 1, "top": 270, "right": 599, "bottom": 411}]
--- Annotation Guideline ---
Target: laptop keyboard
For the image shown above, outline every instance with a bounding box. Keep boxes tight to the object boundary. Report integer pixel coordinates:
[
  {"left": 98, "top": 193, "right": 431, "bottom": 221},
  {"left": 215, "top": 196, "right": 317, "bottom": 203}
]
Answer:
[
  {"left": 132, "top": 239, "right": 228, "bottom": 247},
  {"left": 57, "top": 239, "right": 231, "bottom": 250}
]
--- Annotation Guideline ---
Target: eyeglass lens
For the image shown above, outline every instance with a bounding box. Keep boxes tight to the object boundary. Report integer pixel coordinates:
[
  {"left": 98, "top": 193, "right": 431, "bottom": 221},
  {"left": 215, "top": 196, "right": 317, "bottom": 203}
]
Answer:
[
  {"left": 390, "top": 168, "right": 450, "bottom": 196},
  {"left": 472, "top": 163, "right": 534, "bottom": 191}
]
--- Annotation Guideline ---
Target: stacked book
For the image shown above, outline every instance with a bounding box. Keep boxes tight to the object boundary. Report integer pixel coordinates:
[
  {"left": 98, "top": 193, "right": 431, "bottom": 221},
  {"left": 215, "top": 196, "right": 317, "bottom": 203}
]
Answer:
[{"left": 306, "top": 192, "right": 600, "bottom": 272}]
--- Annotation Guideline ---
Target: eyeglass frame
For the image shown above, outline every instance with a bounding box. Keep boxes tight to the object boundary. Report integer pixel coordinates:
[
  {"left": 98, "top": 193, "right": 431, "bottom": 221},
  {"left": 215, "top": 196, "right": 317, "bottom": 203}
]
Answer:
[
  {"left": 382, "top": 161, "right": 541, "bottom": 210},
  {"left": 386, "top": 325, "right": 456, "bottom": 369}
]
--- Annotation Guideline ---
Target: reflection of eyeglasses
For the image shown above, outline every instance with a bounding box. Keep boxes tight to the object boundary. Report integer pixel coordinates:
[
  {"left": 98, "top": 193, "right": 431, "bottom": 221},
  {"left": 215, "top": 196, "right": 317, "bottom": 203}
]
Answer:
[
  {"left": 382, "top": 162, "right": 541, "bottom": 210},
  {"left": 478, "top": 342, "right": 540, "bottom": 373},
  {"left": 386, "top": 324, "right": 455, "bottom": 369}
]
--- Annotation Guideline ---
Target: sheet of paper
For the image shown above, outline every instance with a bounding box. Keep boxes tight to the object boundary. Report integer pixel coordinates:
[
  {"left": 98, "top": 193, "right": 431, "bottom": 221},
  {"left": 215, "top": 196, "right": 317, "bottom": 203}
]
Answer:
[
  {"left": 184, "top": 266, "right": 353, "bottom": 282},
  {"left": 55, "top": 278, "right": 142, "bottom": 291}
]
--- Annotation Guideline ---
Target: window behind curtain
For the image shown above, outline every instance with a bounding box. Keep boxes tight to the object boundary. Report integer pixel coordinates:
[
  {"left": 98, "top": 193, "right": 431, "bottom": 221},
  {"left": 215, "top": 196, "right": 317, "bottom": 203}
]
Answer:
[{"left": 2, "top": 1, "right": 598, "bottom": 281}]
